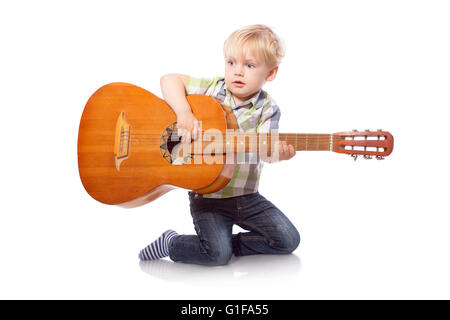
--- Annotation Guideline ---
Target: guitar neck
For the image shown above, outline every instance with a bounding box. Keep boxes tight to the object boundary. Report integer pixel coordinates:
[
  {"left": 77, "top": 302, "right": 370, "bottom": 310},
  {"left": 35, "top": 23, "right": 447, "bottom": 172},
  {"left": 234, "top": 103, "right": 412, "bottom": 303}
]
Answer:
[
  {"left": 198, "top": 132, "right": 333, "bottom": 153},
  {"left": 190, "top": 129, "right": 393, "bottom": 157}
]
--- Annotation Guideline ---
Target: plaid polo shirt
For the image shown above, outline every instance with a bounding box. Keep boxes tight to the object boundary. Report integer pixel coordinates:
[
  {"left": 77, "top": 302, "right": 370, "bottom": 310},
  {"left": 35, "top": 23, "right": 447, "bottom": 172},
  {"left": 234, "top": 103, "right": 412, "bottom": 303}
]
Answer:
[{"left": 186, "top": 76, "right": 281, "bottom": 198}]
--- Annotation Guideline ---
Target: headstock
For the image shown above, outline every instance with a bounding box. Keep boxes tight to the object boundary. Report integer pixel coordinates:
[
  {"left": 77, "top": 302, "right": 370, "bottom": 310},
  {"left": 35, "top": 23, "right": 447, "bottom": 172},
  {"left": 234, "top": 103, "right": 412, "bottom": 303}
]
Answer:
[{"left": 332, "top": 129, "right": 394, "bottom": 160}]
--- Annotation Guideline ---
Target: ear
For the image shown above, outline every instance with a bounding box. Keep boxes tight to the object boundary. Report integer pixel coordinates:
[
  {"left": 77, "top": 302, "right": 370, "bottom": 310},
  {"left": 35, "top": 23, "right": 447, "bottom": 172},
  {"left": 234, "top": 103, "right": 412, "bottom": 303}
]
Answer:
[{"left": 265, "top": 65, "right": 278, "bottom": 82}]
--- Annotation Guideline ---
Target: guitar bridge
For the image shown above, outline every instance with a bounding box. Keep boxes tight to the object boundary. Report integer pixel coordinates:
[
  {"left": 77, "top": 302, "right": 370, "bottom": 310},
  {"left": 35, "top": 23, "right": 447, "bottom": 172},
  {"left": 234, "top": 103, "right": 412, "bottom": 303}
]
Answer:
[{"left": 114, "top": 111, "right": 131, "bottom": 171}]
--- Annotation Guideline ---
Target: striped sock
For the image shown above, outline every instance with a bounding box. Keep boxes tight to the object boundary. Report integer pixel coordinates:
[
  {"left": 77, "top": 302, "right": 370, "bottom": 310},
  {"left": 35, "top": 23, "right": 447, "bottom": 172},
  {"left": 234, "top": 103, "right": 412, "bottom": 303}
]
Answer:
[{"left": 139, "top": 230, "right": 178, "bottom": 261}]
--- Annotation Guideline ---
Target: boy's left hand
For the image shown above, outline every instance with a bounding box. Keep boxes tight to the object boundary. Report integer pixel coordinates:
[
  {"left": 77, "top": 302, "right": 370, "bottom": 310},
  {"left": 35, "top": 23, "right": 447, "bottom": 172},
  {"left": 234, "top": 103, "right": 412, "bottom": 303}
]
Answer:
[{"left": 277, "top": 140, "right": 296, "bottom": 161}]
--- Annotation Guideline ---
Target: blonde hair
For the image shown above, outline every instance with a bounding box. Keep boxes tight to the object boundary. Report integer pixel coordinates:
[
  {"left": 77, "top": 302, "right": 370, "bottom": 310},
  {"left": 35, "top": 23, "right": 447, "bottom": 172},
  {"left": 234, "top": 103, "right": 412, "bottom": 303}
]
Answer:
[{"left": 223, "top": 24, "right": 285, "bottom": 68}]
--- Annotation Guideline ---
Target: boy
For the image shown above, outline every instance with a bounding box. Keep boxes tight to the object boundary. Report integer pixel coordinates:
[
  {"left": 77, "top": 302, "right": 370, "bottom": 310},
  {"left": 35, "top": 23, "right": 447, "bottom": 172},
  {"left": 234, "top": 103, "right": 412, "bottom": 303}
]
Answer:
[{"left": 139, "top": 24, "right": 300, "bottom": 266}]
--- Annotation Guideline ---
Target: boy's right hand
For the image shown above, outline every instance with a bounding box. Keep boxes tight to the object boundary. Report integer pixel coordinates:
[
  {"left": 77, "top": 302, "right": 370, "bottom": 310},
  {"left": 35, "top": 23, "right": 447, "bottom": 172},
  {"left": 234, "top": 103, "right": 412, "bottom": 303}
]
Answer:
[{"left": 176, "top": 111, "right": 201, "bottom": 142}]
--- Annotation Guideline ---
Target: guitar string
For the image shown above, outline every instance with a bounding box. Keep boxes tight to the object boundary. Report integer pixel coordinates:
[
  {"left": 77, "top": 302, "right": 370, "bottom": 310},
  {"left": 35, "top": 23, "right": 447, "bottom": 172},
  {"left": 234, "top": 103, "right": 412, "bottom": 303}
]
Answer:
[
  {"left": 127, "top": 133, "right": 380, "bottom": 140},
  {"left": 127, "top": 137, "right": 380, "bottom": 144},
  {"left": 128, "top": 133, "right": 334, "bottom": 137},
  {"left": 124, "top": 132, "right": 384, "bottom": 148},
  {"left": 127, "top": 139, "right": 383, "bottom": 150},
  {"left": 127, "top": 131, "right": 382, "bottom": 135},
  {"left": 128, "top": 137, "right": 335, "bottom": 141},
  {"left": 128, "top": 140, "right": 337, "bottom": 148},
  {"left": 127, "top": 134, "right": 335, "bottom": 139},
  {"left": 128, "top": 139, "right": 379, "bottom": 147}
]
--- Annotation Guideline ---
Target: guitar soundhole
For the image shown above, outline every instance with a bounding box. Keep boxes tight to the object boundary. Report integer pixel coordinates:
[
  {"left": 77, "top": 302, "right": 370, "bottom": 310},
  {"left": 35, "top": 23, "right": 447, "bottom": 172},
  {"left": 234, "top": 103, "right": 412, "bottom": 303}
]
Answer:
[{"left": 160, "top": 122, "right": 184, "bottom": 164}]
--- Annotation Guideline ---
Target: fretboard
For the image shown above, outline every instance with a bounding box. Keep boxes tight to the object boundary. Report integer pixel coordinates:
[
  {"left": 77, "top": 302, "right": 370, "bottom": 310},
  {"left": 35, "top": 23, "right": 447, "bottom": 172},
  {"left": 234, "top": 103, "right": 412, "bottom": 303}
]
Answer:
[
  {"left": 194, "top": 132, "right": 333, "bottom": 153},
  {"left": 277, "top": 133, "right": 332, "bottom": 152}
]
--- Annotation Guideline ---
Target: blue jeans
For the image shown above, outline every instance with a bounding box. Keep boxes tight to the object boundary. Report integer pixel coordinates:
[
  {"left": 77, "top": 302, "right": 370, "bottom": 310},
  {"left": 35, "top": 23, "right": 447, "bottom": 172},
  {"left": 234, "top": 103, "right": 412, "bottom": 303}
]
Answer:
[{"left": 168, "top": 191, "right": 300, "bottom": 266}]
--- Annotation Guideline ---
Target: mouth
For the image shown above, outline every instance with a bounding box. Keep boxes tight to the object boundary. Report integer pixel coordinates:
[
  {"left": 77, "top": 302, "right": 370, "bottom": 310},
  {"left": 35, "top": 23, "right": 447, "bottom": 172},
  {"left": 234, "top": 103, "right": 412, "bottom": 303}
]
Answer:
[{"left": 232, "top": 81, "right": 245, "bottom": 87}]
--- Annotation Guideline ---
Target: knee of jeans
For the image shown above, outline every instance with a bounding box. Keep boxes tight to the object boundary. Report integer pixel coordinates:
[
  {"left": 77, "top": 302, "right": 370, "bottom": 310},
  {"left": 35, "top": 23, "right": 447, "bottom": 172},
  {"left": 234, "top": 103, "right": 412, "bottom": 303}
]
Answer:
[
  {"left": 208, "top": 245, "right": 232, "bottom": 266},
  {"left": 273, "top": 229, "right": 300, "bottom": 254}
]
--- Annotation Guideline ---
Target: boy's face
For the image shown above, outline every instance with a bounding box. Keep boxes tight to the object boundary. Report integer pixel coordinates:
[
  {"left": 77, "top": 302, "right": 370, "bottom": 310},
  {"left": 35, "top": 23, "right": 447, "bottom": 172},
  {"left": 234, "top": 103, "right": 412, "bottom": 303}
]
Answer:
[{"left": 224, "top": 50, "right": 278, "bottom": 105}]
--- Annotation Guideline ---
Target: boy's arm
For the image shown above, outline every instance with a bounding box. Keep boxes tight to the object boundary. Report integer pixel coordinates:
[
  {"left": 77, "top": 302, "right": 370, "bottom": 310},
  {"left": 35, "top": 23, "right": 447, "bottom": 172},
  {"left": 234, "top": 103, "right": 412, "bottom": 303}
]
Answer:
[
  {"left": 160, "top": 74, "right": 200, "bottom": 142},
  {"left": 160, "top": 74, "right": 190, "bottom": 115}
]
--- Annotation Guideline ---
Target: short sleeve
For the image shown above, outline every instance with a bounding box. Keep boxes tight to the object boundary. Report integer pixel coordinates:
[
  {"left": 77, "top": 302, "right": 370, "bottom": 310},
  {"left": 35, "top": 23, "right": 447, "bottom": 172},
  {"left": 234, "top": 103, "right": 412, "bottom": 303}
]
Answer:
[
  {"left": 186, "top": 76, "right": 213, "bottom": 95},
  {"left": 186, "top": 76, "right": 221, "bottom": 95}
]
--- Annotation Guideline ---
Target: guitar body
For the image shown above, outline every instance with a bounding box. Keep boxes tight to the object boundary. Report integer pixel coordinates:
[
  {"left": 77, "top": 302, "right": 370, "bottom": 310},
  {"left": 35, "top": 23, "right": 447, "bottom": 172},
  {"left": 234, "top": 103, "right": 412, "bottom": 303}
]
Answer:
[{"left": 78, "top": 82, "right": 237, "bottom": 208}]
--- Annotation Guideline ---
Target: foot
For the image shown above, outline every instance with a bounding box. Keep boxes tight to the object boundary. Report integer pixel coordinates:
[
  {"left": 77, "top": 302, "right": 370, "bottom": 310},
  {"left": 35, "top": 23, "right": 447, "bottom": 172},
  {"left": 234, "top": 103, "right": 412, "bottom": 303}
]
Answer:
[{"left": 138, "top": 230, "right": 178, "bottom": 261}]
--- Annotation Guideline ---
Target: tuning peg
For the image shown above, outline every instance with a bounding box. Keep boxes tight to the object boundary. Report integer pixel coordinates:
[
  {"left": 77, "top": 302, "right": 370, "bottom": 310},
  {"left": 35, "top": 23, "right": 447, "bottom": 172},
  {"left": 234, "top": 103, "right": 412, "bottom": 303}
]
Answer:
[
  {"left": 376, "top": 155, "right": 385, "bottom": 160},
  {"left": 377, "top": 129, "right": 383, "bottom": 131},
  {"left": 363, "top": 155, "right": 373, "bottom": 160},
  {"left": 350, "top": 154, "right": 359, "bottom": 161},
  {"left": 352, "top": 129, "right": 358, "bottom": 132},
  {"left": 365, "top": 129, "right": 371, "bottom": 132}
]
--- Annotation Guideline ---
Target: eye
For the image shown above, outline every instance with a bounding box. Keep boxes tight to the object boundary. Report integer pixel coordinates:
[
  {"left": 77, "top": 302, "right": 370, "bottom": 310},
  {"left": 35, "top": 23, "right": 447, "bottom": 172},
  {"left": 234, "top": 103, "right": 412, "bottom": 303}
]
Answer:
[
  {"left": 247, "top": 64, "right": 255, "bottom": 68},
  {"left": 227, "top": 60, "right": 234, "bottom": 66}
]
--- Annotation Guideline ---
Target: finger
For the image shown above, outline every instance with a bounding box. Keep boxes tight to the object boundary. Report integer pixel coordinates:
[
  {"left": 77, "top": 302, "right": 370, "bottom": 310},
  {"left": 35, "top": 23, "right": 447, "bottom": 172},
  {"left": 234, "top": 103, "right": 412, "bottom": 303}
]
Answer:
[
  {"left": 289, "top": 144, "right": 295, "bottom": 157},
  {"left": 283, "top": 142, "right": 289, "bottom": 154},
  {"left": 177, "top": 128, "right": 184, "bottom": 142},
  {"left": 193, "top": 121, "right": 200, "bottom": 140},
  {"left": 279, "top": 144, "right": 286, "bottom": 159},
  {"left": 185, "top": 130, "right": 191, "bottom": 143}
]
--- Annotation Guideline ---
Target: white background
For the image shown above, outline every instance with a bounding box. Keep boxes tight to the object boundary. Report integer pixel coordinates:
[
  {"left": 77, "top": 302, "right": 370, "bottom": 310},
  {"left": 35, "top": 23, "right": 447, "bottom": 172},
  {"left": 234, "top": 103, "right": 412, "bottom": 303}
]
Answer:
[{"left": 1, "top": 0, "right": 449, "bottom": 299}]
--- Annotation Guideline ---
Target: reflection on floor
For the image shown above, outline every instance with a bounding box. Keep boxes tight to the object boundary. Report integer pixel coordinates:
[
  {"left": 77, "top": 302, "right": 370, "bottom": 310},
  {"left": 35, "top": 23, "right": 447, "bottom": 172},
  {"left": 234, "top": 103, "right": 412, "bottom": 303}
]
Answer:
[{"left": 139, "top": 254, "right": 301, "bottom": 284}]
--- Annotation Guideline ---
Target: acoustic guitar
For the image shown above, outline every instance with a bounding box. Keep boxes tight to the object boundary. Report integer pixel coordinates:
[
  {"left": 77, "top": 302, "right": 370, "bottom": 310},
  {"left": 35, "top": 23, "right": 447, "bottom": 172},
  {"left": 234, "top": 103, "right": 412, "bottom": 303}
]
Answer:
[{"left": 77, "top": 82, "right": 394, "bottom": 208}]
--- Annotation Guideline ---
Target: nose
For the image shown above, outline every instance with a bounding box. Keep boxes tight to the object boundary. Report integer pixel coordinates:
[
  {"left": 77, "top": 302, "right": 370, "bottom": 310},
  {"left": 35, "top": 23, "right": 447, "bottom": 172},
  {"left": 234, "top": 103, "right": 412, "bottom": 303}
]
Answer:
[{"left": 234, "top": 64, "right": 244, "bottom": 76}]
